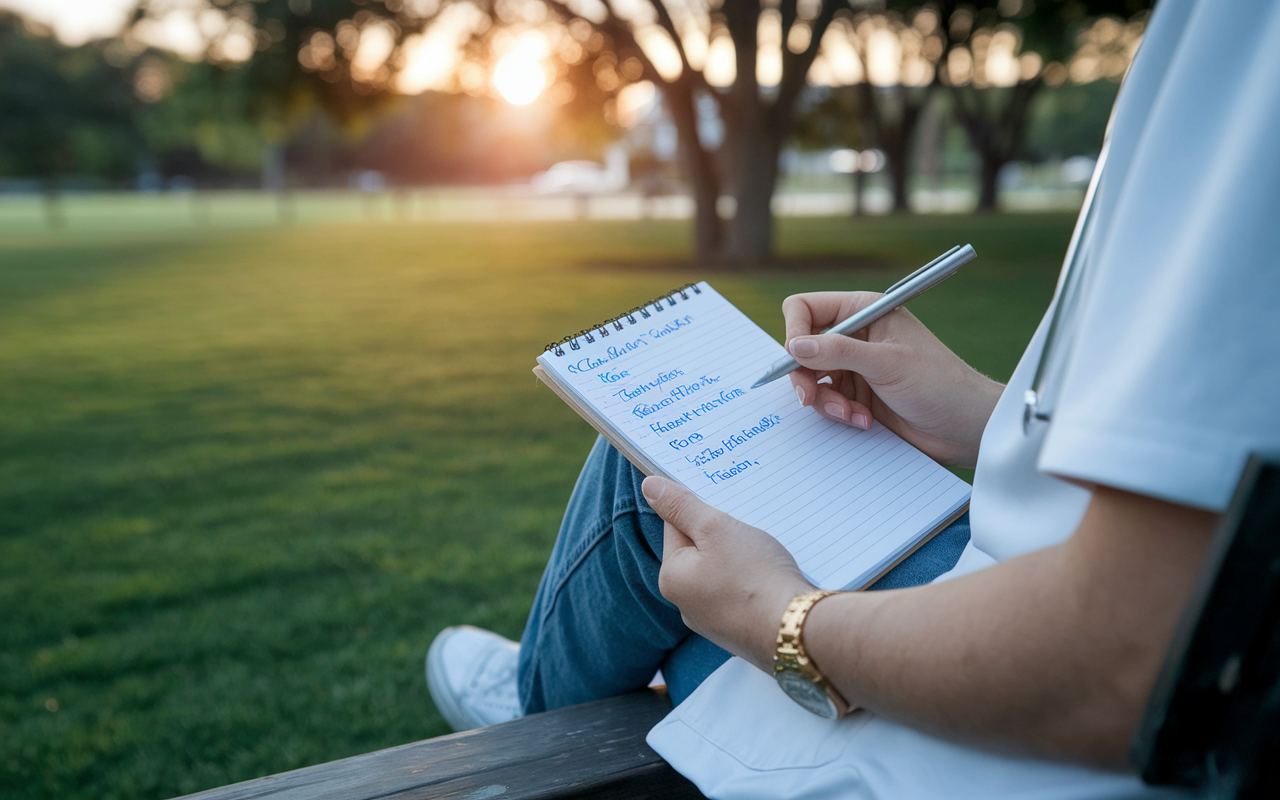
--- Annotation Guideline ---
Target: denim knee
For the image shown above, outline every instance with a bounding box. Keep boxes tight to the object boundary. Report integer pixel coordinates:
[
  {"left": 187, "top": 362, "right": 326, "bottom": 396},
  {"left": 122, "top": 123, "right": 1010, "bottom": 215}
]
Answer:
[{"left": 517, "top": 437, "right": 685, "bottom": 713}]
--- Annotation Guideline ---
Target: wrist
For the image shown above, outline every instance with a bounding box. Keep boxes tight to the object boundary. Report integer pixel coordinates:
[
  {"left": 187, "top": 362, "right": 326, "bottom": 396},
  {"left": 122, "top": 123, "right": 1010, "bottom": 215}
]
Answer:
[
  {"left": 750, "top": 575, "right": 816, "bottom": 671},
  {"left": 772, "top": 589, "right": 854, "bottom": 718},
  {"left": 799, "top": 589, "right": 887, "bottom": 709}
]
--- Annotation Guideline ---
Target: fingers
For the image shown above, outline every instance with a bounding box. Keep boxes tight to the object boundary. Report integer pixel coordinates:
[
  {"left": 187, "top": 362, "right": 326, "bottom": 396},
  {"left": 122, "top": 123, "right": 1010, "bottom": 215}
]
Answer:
[
  {"left": 642, "top": 476, "right": 723, "bottom": 546},
  {"left": 791, "top": 370, "right": 873, "bottom": 431},
  {"left": 663, "top": 519, "right": 694, "bottom": 556},
  {"left": 783, "top": 292, "right": 894, "bottom": 408},
  {"left": 782, "top": 291, "right": 883, "bottom": 345},
  {"left": 782, "top": 293, "right": 820, "bottom": 346},
  {"left": 812, "top": 384, "right": 872, "bottom": 430},
  {"left": 790, "top": 369, "right": 819, "bottom": 409},
  {"left": 659, "top": 519, "right": 696, "bottom": 605},
  {"left": 788, "top": 331, "right": 886, "bottom": 377}
]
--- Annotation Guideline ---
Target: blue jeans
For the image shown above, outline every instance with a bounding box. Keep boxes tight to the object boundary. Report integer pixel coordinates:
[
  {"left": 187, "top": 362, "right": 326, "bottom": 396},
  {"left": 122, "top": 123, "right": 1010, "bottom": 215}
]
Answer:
[{"left": 517, "top": 436, "right": 971, "bottom": 713}]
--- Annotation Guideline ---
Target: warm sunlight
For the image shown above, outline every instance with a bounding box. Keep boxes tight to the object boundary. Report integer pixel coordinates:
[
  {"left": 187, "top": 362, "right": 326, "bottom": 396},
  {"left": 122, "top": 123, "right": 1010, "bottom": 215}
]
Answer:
[{"left": 493, "top": 49, "right": 546, "bottom": 105}]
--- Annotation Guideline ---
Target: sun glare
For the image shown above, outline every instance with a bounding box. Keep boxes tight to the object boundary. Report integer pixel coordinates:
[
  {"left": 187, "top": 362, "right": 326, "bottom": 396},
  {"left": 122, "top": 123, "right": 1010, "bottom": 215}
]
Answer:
[{"left": 493, "top": 51, "right": 546, "bottom": 105}]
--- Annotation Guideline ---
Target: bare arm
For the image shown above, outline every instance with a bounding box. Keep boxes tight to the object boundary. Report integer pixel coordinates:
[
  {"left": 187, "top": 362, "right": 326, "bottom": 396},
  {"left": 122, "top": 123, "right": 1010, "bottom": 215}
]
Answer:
[
  {"left": 804, "top": 486, "right": 1216, "bottom": 766},
  {"left": 648, "top": 479, "right": 1217, "bottom": 768}
]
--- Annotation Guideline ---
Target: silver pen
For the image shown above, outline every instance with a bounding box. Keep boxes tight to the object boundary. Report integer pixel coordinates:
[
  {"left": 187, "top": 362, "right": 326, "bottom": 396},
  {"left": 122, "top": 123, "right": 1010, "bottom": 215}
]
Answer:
[{"left": 751, "top": 244, "right": 977, "bottom": 389}]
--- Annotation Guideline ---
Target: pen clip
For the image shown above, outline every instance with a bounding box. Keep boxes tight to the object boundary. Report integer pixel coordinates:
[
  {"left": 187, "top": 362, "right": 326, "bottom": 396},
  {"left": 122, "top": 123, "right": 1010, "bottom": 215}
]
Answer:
[{"left": 881, "top": 245, "right": 961, "bottom": 296}]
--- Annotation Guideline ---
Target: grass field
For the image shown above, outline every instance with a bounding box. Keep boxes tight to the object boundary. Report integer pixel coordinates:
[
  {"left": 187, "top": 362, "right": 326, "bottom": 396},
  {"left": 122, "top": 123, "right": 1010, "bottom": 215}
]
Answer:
[{"left": 1, "top": 209, "right": 1073, "bottom": 799}]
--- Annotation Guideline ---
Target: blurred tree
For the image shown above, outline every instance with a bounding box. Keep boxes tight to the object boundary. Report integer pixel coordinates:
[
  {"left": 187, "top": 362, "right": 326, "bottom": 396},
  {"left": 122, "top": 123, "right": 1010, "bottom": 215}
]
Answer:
[
  {"left": 583, "top": 0, "right": 833, "bottom": 263},
  {"left": 130, "top": 0, "right": 446, "bottom": 187},
  {"left": 792, "top": 86, "right": 875, "bottom": 214},
  {"left": 133, "top": 56, "right": 272, "bottom": 179},
  {"left": 0, "top": 13, "right": 142, "bottom": 224},
  {"left": 793, "top": 1, "right": 1148, "bottom": 213},
  {"left": 131, "top": 0, "right": 620, "bottom": 193},
  {"left": 782, "top": 0, "right": 1145, "bottom": 216},
  {"left": 449, "top": 0, "right": 847, "bottom": 264},
  {"left": 133, "top": 0, "right": 857, "bottom": 256},
  {"left": 810, "top": 8, "right": 942, "bottom": 212},
  {"left": 1023, "top": 78, "right": 1119, "bottom": 161},
  {"left": 928, "top": 0, "right": 1149, "bottom": 210}
]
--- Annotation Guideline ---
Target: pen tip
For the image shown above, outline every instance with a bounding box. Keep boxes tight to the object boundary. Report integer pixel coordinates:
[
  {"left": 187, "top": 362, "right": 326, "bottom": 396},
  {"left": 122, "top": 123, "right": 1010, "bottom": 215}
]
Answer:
[{"left": 750, "top": 378, "right": 766, "bottom": 389}]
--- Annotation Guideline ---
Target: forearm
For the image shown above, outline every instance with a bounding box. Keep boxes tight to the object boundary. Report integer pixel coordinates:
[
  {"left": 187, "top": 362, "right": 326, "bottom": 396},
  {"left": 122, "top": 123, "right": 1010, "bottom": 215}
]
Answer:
[
  {"left": 804, "top": 547, "right": 1129, "bottom": 763},
  {"left": 799, "top": 488, "right": 1215, "bottom": 766}
]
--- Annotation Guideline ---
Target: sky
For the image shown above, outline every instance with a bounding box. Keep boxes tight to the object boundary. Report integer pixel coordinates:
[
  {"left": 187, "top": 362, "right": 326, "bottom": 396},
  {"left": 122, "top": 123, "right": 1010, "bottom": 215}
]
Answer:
[{"left": 0, "top": 0, "right": 138, "bottom": 44}]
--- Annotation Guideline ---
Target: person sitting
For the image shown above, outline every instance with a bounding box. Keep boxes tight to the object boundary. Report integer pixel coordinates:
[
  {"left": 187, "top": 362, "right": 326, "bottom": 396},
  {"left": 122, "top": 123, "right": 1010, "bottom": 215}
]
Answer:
[{"left": 427, "top": 0, "right": 1280, "bottom": 795}]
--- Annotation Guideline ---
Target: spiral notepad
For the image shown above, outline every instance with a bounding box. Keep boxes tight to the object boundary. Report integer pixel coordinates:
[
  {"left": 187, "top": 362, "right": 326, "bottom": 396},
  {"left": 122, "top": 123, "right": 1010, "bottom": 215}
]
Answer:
[{"left": 534, "top": 282, "right": 970, "bottom": 590}]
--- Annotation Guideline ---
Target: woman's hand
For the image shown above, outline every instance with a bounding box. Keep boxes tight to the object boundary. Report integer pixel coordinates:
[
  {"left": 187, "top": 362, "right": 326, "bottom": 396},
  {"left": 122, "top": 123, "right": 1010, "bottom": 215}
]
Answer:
[
  {"left": 644, "top": 476, "right": 814, "bottom": 672},
  {"left": 784, "top": 291, "right": 1004, "bottom": 468}
]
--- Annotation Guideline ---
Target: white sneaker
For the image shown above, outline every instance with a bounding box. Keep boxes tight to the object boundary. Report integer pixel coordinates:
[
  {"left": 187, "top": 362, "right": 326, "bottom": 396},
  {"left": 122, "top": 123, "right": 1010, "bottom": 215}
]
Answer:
[{"left": 426, "top": 625, "right": 522, "bottom": 731}]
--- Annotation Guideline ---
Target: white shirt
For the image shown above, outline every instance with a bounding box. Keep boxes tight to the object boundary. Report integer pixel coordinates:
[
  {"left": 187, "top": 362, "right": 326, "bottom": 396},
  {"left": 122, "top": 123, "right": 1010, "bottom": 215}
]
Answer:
[{"left": 648, "top": 0, "right": 1280, "bottom": 796}]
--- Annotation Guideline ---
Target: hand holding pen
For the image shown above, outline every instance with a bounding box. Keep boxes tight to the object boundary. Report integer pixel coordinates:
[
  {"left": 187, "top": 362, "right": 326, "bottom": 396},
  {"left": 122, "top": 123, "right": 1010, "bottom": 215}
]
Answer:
[
  {"left": 774, "top": 245, "right": 1003, "bottom": 468},
  {"left": 753, "top": 245, "right": 976, "bottom": 388}
]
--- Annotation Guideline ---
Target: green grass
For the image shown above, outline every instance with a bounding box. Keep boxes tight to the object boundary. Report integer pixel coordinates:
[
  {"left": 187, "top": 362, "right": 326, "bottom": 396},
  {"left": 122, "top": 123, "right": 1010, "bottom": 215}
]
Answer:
[{"left": 0, "top": 210, "right": 1073, "bottom": 799}]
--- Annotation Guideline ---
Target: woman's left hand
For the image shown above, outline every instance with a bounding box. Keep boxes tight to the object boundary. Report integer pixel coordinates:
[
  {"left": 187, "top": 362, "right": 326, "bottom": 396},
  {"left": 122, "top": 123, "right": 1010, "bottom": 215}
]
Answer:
[{"left": 643, "top": 475, "right": 815, "bottom": 672}]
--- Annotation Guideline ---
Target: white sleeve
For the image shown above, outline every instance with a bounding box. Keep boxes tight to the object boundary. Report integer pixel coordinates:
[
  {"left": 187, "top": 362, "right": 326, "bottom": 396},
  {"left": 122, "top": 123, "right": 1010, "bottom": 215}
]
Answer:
[{"left": 1038, "top": 0, "right": 1280, "bottom": 512}]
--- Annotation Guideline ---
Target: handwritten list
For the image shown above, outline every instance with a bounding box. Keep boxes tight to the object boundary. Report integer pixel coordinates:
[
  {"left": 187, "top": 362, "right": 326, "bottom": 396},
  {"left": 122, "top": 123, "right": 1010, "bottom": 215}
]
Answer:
[{"left": 537, "top": 282, "right": 970, "bottom": 589}]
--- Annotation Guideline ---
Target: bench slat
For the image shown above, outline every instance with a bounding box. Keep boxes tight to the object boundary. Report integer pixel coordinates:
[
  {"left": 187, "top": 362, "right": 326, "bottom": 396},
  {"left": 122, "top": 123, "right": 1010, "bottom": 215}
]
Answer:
[{"left": 175, "top": 690, "right": 705, "bottom": 800}]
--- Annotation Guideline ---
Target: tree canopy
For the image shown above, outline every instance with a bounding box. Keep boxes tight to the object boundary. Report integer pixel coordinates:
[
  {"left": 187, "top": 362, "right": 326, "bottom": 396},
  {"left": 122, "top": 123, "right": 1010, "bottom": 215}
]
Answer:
[{"left": 0, "top": 13, "right": 141, "bottom": 182}]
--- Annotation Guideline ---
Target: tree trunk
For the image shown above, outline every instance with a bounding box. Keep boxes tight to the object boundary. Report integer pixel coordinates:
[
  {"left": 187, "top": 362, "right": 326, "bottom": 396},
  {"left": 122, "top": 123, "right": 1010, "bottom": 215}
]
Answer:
[
  {"left": 886, "top": 144, "right": 911, "bottom": 212},
  {"left": 661, "top": 80, "right": 722, "bottom": 263},
  {"left": 977, "top": 153, "right": 1003, "bottom": 211},
  {"left": 861, "top": 84, "right": 931, "bottom": 214},
  {"left": 625, "top": 0, "right": 838, "bottom": 265},
  {"left": 852, "top": 170, "right": 865, "bottom": 217},
  {"left": 684, "top": 143, "right": 721, "bottom": 263},
  {"left": 723, "top": 129, "right": 781, "bottom": 265},
  {"left": 950, "top": 80, "right": 1043, "bottom": 214}
]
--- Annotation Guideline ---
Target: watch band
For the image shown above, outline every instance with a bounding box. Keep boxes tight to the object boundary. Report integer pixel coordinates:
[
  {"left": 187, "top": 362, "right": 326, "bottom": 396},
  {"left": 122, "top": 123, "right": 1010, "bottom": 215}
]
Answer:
[{"left": 774, "top": 589, "right": 851, "bottom": 718}]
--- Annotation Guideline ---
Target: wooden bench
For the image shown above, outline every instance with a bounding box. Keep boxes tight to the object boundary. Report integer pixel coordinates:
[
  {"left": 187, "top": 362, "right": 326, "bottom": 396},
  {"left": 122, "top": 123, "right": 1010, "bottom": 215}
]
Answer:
[{"left": 174, "top": 688, "right": 705, "bottom": 800}]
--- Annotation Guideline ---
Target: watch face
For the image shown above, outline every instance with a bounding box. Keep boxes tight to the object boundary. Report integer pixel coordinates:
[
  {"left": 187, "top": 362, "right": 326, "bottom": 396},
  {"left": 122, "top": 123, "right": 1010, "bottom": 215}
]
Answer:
[{"left": 777, "top": 670, "right": 838, "bottom": 719}]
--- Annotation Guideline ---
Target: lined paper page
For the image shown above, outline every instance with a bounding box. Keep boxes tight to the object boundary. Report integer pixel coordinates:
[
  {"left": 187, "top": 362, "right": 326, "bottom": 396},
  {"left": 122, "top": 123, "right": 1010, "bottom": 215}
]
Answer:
[{"left": 537, "top": 283, "right": 970, "bottom": 589}]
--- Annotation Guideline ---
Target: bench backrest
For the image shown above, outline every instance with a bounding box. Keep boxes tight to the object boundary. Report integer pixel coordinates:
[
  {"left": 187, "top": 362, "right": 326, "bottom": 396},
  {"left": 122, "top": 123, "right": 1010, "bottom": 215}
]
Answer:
[{"left": 1132, "top": 454, "right": 1280, "bottom": 798}]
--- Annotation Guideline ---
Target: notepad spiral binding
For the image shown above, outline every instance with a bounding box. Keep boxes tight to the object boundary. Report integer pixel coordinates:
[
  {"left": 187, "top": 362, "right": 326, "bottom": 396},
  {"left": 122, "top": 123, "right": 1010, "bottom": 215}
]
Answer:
[{"left": 544, "top": 283, "right": 701, "bottom": 356}]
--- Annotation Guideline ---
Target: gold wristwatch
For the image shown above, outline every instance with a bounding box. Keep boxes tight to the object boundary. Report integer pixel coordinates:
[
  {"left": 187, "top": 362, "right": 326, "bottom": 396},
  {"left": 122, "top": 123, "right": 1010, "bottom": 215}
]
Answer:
[{"left": 774, "top": 590, "right": 850, "bottom": 719}]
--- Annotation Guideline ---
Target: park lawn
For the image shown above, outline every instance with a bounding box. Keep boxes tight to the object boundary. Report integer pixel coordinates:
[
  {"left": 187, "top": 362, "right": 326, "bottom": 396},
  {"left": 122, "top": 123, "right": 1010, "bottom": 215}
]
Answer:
[{"left": 0, "top": 212, "right": 1072, "bottom": 800}]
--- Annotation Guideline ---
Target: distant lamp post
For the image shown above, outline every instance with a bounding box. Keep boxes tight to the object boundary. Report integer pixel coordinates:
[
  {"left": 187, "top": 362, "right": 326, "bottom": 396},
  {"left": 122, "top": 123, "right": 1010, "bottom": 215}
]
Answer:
[{"left": 830, "top": 149, "right": 884, "bottom": 217}]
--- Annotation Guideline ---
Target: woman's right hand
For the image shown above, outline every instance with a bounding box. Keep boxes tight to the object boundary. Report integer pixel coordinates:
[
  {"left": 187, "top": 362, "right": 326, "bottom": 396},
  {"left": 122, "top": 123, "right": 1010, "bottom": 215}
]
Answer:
[{"left": 783, "top": 291, "right": 1004, "bottom": 468}]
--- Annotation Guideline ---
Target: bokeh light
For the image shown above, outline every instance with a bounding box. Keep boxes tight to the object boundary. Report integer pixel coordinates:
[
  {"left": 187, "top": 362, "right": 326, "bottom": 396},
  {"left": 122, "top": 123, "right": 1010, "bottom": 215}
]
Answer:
[{"left": 493, "top": 37, "right": 547, "bottom": 105}]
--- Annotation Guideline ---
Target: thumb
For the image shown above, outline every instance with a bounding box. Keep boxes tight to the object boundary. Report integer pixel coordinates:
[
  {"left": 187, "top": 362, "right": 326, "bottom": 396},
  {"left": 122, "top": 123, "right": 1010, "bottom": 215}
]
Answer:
[
  {"left": 641, "top": 476, "right": 719, "bottom": 544},
  {"left": 788, "top": 332, "right": 888, "bottom": 377}
]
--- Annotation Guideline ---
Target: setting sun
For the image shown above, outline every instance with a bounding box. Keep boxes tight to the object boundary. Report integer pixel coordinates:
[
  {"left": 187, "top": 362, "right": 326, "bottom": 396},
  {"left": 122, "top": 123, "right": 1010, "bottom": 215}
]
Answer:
[{"left": 493, "top": 51, "right": 546, "bottom": 105}]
